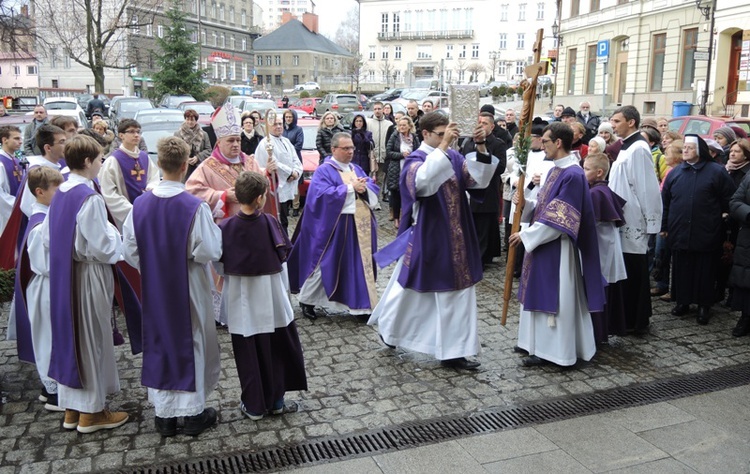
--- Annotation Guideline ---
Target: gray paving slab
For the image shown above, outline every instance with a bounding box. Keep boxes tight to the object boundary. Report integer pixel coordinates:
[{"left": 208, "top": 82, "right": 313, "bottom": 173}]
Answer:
[
  {"left": 534, "top": 415, "right": 669, "bottom": 472},
  {"left": 638, "top": 419, "right": 750, "bottom": 473},
  {"left": 603, "top": 457, "right": 699, "bottom": 474},
  {"left": 667, "top": 390, "right": 750, "bottom": 441},
  {"left": 456, "top": 427, "right": 558, "bottom": 463},
  {"left": 286, "top": 456, "right": 384, "bottom": 474},
  {"left": 599, "top": 402, "right": 696, "bottom": 433},
  {"left": 371, "top": 442, "right": 486, "bottom": 474},
  {"left": 482, "top": 449, "right": 593, "bottom": 474}
]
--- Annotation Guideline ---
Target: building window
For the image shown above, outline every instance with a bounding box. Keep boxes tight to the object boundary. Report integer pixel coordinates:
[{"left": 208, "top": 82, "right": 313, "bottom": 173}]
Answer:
[
  {"left": 265, "top": 55, "right": 271, "bottom": 66},
  {"left": 498, "top": 62, "right": 507, "bottom": 76},
  {"left": 219, "top": 4, "right": 224, "bottom": 21},
  {"left": 519, "top": 3, "right": 526, "bottom": 21},
  {"left": 212, "top": 31, "right": 217, "bottom": 46},
  {"left": 499, "top": 33, "right": 507, "bottom": 50},
  {"left": 590, "top": 0, "right": 600, "bottom": 10},
  {"left": 12, "top": 65, "right": 20, "bottom": 75},
  {"left": 292, "top": 55, "right": 299, "bottom": 66},
  {"left": 500, "top": 4, "right": 508, "bottom": 21},
  {"left": 266, "top": 75, "right": 271, "bottom": 85},
  {"left": 52, "top": 79, "right": 58, "bottom": 88},
  {"left": 517, "top": 33, "right": 525, "bottom": 49},
  {"left": 515, "top": 61, "right": 524, "bottom": 75},
  {"left": 131, "top": 14, "right": 139, "bottom": 34},
  {"left": 275, "top": 75, "right": 281, "bottom": 86},
  {"left": 256, "top": 55, "right": 262, "bottom": 66},
  {"left": 257, "top": 75, "right": 263, "bottom": 86},
  {"left": 242, "top": 38, "right": 247, "bottom": 51},
  {"left": 211, "top": 2, "right": 216, "bottom": 18},
  {"left": 146, "top": 23, "right": 153, "bottom": 37},
  {"left": 395, "top": 46, "right": 402, "bottom": 60},
  {"left": 201, "top": 30, "right": 206, "bottom": 45},
  {"left": 393, "top": 12, "right": 400, "bottom": 32},
  {"left": 650, "top": 33, "right": 666, "bottom": 91},
  {"left": 381, "top": 46, "right": 388, "bottom": 60},
  {"left": 586, "top": 44, "right": 596, "bottom": 94},
  {"left": 567, "top": 48, "right": 577, "bottom": 94},
  {"left": 381, "top": 12, "right": 388, "bottom": 33},
  {"left": 417, "top": 45, "right": 432, "bottom": 60},
  {"left": 293, "top": 75, "right": 299, "bottom": 85},
  {"left": 680, "top": 28, "right": 698, "bottom": 90},
  {"left": 229, "top": 6, "right": 234, "bottom": 23},
  {"left": 440, "top": 9, "right": 448, "bottom": 31},
  {"left": 230, "top": 35, "right": 235, "bottom": 50},
  {"left": 368, "top": 70, "right": 375, "bottom": 82},
  {"left": 274, "top": 55, "right": 281, "bottom": 66},
  {"left": 459, "top": 44, "right": 466, "bottom": 58},
  {"left": 446, "top": 44, "right": 453, "bottom": 59},
  {"left": 241, "top": 10, "right": 246, "bottom": 26},
  {"left": 571, "top": 0, "right": 580, "bottom": 17},
  {"left": 537, "top": 2, "right": 544, "bottom": 19},
  {"left": 472, "top": 44, "right": 479, "bottom": 59},
  {"left": 27, "top": 65, "right": 37, "bottom": 75},
  {"left": 220, "top": 33, "right": 225, "bottom": 48},
  {"left": 369, "top": 46, "right": 376, "bottom": 60},
  {"left": 403, "top": 10, "right": 411, "bottom": 31},
  {"left": 157, "top": 24, "right": 164, "bottom": 38}
]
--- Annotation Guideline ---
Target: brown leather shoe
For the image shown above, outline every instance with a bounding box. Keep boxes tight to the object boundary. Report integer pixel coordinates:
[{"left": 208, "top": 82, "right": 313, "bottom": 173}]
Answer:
[
  {"left": 63, "top": 409, "right": 79, "bottom": 430},
  {"left": 77, "top": 410, "right": 129, "bottom": 434}
]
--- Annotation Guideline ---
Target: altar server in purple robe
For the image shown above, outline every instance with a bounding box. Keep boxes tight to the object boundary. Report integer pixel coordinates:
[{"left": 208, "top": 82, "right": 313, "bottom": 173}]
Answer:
[
  {"left": 288, "top": 132, "right": 380, "bottom": 319},
  {"left": 217, "top": 171, "right": 307, "bottom": 420},
  {"left": 122, "top": 136, "right": 222, "bottom": 437},
  {"left": 0, "top": 125, "right": 24, "bottom": 235},
  {"left": 99, "top": 119, "right": 159, "bottom": 230},
  {"left": 583, "top": 153, "right": 628, "bottom": 344},
  {"left": 510, "top": 122, "right": 605, "bottom": 367},
  {"left": 369, "top": 112, "right": 500, "bottom": 371},
  {"left": 43, "top": 135, "right": 129, "bottom": 433},
  {"left": 18, "top": 167, "right": 63, "bottom": 409}
]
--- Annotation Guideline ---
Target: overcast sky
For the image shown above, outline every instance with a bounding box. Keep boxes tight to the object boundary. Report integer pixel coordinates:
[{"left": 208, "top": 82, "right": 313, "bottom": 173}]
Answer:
[{"left": 314, "top": 0, "right": 358, "bottom": 38}]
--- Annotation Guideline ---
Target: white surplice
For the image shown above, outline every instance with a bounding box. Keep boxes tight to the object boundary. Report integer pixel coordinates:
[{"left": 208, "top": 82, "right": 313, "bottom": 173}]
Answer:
[
  {"left": 41, "top": 174, "right": 123, "bottom": 413},
  {"left": 516, "top": 155, "right": 596, "bottom": 366},
  {"left": 596, "top": 221, "right": 627, "bottom": 283},
  {"left": 254, "top": 135, "right": 303, "bottom": 203},
  {"left": 122, "top": 180, "right": 222, "bottom": 418},
  {"left": 0, "top": 150, "right": 18, "bottom": 235},
  {"left": 368, "top": 143, "right": 498, "bottom": 360},
  {"left": 19, "top": 155, "right": 67, "bottom": 217},
  {"left": 99, "top": 149, "right": 160, "bottom": 230}
]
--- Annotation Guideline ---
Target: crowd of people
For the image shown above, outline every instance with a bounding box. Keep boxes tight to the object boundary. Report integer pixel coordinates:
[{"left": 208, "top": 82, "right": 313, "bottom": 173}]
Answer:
[{"left": 1, "top": 94, "right": 750, "bottom": 441}]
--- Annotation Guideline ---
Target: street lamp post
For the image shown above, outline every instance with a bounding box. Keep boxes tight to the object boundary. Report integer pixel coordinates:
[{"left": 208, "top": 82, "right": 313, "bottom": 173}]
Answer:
[
  {"left": 489, "top": 50, "right": 501, "bottom": 82},
  {"left": 551, "top": 19, "right": 563, "bottom": 110},
  {"left": 696, "top": 0, "right": 716, "bottom": 116}
]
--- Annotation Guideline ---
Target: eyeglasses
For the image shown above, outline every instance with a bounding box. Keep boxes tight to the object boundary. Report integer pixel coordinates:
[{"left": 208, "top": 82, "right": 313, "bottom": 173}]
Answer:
[
  {"left": 335, "top": 146, "right": 355, "bottom": 151},
  {"left": 124, "top": 130, "right": 141, "bottom": 135},
  {"left": 430, "top": 131, "right": 446, "bottom": 137},
  {"left": 541, "top": 138, "right": 554, "bottom": 145}
]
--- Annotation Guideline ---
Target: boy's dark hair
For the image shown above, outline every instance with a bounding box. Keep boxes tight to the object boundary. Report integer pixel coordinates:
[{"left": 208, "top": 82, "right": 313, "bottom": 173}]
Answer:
[
  {"left": 157, "top": 136, "right": 190, "bottom": 174},
  {"left": 235, "top": 171, "right": 269, "bottom": 206},
  {"left": 64, "top": 135, "right": 103, "bottom": 170},
  {"left": 419, "top": 111, "right": 449, "bottom": 135},
  {"left": 27, "top": 166, "right": 64, "bottom": 196},
  {"left": 36, "top": 124, "right": 66, "bottom": 155},
  {"left": 50, "top": 115, "right": 78, "bottom": 131},
  {"left": 118, "top": 118, "right": 141, "bottom": 134},
  {"left": 543, "top": 122, "right": 574, "bottom": 151},
  {"left": 0, "top": 125, "right": 21, "bottom": 142}
]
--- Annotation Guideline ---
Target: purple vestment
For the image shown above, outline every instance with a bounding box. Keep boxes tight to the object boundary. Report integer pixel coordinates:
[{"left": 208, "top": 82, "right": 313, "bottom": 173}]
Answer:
[
  {"left": 12, "top": 212, "right": 45, "bottom": 364},
  {"left": 0, "top": 152, "right": 23, "bottom": 197},
  {"left": 518, "top": 164, "right": 606, "bottom": 314},
  {"left": 287, "top": 159, "right": 379, "bottom": 309},
  {"left": 48, "top": 184, "right": 97, "bottom": 389},
  {"left": 395, "top": 149, "right": 483, "bottom": 292},
  {"left": 220, "top": 210, "right": 291, "bottom": 276},
  {"left": 590, "top": 181, "right": 626, "bottom": 226},
  {"left": 133, "top": 191, "right": 202, "bottom": 391},
  {"left": 110, "top": 149, "right": 150, "bottom": 203}
]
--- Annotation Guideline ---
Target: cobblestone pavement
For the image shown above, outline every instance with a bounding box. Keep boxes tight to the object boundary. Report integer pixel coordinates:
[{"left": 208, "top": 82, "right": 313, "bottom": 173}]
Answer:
[{"left": 1, "top": 207, "right": 749, "bottom": 473}]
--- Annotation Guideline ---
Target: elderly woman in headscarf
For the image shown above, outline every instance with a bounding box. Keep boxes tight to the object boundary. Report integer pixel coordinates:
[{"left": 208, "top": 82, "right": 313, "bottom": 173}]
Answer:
[
  {"left": 174, "top": 108, "right": 211, "bottom": 179},
  {"left": 713, "top": 126, "right": 737, "bottom": 164},
  {"left": 660, "top": 134, "right": 737, "bottom": 325}
]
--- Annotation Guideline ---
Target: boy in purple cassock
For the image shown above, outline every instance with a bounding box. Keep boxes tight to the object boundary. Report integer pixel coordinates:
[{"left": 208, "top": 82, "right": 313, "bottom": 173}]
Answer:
[
  {"left": 583, "top": 153, "right": 628, "bottom": 344},
  {"left": 217, "top": 171, "right": 307, "bottom": 420},
  {"left": 122, "top": 136, "right": 222, "bottom": 437}
]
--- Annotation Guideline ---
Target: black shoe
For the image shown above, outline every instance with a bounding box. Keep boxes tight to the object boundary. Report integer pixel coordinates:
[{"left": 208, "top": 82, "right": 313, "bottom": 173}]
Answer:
[
  {"left": 379, "top": 333, "right": 395, "bottom": 349},
  {"left": 732, "top": 315, "right": 750, "bottom": 337},
  {"left": 39, "top": 387, "right": 51, "bottom": 403},
  {"left": 300, "top": 303, "right": 317, "bottom": 320},
  {"left": 43, "top": 393, "right": 65, "bottom": 412},
  {"left": 292, "top": 208, "right": 299, "bottom": 217},
  {"left": 696, "top": 306, "right": 711, "bottom": 325},
  {"left": 183, "top": 408, "right": 217, "bottom": 436},
  {"left": 440, "top": 357, "right": 480, "bottom": 370},
  {"left": 512, "top": 345, "right": 529, "bottom": 355},
  {"left": 155, "top": 416, "right": 177, "bottom": 437},
  {"left": 671, "top": 304, "right": 690, "bottom": 316},
  {"left": 521, "top": 355, "right": 547, "bottom": 367}
]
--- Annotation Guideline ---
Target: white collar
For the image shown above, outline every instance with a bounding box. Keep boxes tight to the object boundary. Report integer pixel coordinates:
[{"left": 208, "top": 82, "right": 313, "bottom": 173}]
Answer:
[{"left": 554, "top": 154, "right": 579, "bottom": 168}]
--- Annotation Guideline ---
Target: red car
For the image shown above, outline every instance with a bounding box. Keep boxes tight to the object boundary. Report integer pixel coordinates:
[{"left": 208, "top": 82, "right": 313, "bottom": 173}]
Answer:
[
  {"left": 290, "top": 97, "right": 321, "bottom": 116},
  {"left": 297, "top": 117, "right": 320, "bottom": 198},
  {"left": 668, "top": 115, "right": 745, "bottom": 139}
]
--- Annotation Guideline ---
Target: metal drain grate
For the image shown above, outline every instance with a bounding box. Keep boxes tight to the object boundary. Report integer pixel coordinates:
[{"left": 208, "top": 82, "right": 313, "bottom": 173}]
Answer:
[{"left": 124, "top": 363, "right": 750, "bottom": 474}]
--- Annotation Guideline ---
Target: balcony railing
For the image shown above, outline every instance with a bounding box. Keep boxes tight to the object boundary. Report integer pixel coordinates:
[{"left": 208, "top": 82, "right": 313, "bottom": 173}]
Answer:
[{"left": 377, "top": 30, "right": 474, "bottom": 41}]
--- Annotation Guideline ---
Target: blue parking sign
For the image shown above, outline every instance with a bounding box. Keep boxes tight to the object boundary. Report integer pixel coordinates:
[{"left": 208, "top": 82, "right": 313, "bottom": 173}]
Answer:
[{"left": 597, "top": 40, "right": 609, "bottom": 64}]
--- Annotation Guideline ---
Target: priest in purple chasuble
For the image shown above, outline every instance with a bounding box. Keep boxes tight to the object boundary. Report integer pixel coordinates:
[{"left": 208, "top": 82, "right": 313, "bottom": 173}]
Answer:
[
  {"left": 510, "top": 122, "right": 605, "bottom": 368},
  {"left": 368, "top": 112, "right": 500, "bottom": 371},
  {"left": 45, "top": 135, "right": 130, "bottom": 430},
  {"left": 122, "top": 136, "right": 221, "bottom": 436},
  {"left": 287, "top": 132, "right": 380, "bottom": 318}
]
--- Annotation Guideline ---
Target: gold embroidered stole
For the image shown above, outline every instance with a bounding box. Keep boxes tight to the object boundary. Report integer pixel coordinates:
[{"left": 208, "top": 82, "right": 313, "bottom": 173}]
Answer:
[{"left": 338, "top": 168, "right": 377, "bottom": 308}]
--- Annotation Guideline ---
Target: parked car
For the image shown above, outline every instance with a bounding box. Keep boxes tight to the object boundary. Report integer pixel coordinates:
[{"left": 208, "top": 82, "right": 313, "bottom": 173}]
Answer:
[
  {"left": 111, "top": 98, "right": 154, "bottom": 127},
  {"left": 0, "top": 114, "right": 34, "bottom": 147},
  {"left": 251, "top": 91, "right": 273, "bottom": 100},
  {"left": 370, "top": 88, "right": 405, "bottom": 102},
  {"left": 177, "top": 101, "right": 215, "bottom": 125},
  {"left": 133, "top": 109, "right": 185, "bottom": 125},
  {"left": 668, "top": 115, "right": 744, "bottom": 139},
  {"left": 42, "top": 98, "right": 89, "bottom": 128},
  {"left": 241, "top": 99, "right": 276, "bottom": 117},
  {"left": 296, "top": 117, "right": 321, "bottom": 199},
  {"left": 301, "top": 82, "right": 320, "bottom": 91},
  {"left": 313, "top": 94, "right": 362, "bottom": 117},
  {"left": 108, "top": 96, "right": 137, "bottom": 118},
  {"left": 140, "top": 120, "right": 183, "bottom": 164},
  {"left": 225, "top": 95, "right": 248, "bottom": 109},
  {"left": 158, "top": 94, "right": 195, "bottom": 109},
  {"left": 394, "top": 89, "right": 449, "bottom": 108},
  {"left": 290, "top": 97, "right": 322, "bottom": 115}
]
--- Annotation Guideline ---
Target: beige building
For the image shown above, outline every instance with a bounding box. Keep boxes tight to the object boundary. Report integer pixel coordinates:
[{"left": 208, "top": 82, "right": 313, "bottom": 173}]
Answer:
[
  {"left": 555, "top": 0, "right": 750, "bottom": 118},
  {"left": 252, "top": 13, "right": 352, "bottom": 92}
]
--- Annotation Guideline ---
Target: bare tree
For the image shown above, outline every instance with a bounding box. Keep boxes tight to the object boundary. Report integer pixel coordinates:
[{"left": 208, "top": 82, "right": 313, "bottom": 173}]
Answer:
[
  {"left": 0, "top": 3, "right": 34, "bottom": 55},
  {"left": 33, "top": 0, "right": 160, "bottom": 92},
  {"left": 454, "top": 59, "right": 468, "bottom": 84},
  {"left": 467, "top": 63, "right": 485, "bottom": 83},
  {"left": 380, "top": 57, "right": 395, "bottom": 87},
  {"left": 333, "top": 6, "right": 359, "bottom": 55}
]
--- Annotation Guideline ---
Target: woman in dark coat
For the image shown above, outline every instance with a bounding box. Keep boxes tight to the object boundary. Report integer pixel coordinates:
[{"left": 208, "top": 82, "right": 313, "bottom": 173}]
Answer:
[
  {"left": 385, "top": 115, "right": 418, "bottom": 227},
  {"left": 240, "top": 113, "right": 262, "bottom": 156},
  {"left": 723, "top": 139, "right": 750, "bottom": 324},
  {"left": 174, "top": 108, "right": 212, "bottom": 180},
  {"left": 350, "top": 114, "right": 374, "bottom": 175},
  {"left": 729, "top": 170, "right": 750, "bottom": 336},
  {"left": 315, "top": 111, "right": 345, "bottom": 164}
]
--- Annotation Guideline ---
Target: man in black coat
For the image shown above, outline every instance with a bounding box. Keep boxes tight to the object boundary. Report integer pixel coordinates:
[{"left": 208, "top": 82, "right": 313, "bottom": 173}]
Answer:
[
  {"left": 661, "top": 134, "right": 736, "bottom": 325},
  {"left": 461, "top": 112, "right": 507, "bottom": 266},
  {"left": 480, "top": 104, "right": 513, "bottom": 148},
  {"left": 86, "top": 93, "right": 106, "bottom": 118},
  {"left": 575, "top": 101, "right": 601, "bottom": 145}
]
